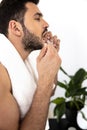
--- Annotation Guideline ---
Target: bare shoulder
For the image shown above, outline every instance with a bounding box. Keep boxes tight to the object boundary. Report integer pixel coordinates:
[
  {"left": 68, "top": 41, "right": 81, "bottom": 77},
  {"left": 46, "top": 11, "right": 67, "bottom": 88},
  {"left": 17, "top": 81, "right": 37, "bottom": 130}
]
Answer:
[
  {"left": 0, "top": 63, "right": 20, "bottom": 130},
  {"left": 0, "top": 63, "right": 11, "bottom": 91}
]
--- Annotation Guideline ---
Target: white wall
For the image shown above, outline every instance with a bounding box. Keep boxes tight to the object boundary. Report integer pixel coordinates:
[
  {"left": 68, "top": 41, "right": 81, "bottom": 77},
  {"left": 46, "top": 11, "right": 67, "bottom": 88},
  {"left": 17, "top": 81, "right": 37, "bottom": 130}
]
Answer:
[
  {"left": 38, "top": 0, "right": 87, "bottom": 117},
  {"left": 39, "top": 0, "right": 87, "bottom": 71}
]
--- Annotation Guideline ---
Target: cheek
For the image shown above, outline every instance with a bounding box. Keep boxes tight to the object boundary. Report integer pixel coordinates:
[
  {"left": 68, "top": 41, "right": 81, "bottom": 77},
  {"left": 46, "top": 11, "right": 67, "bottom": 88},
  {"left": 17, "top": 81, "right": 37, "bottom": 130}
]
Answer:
[
  {"left": 31, "top": 21, "right": 42, "bottom": 35},
  {"left": 33, "top": 23, "right": 42, "bottom": 34},
  {"left": 32, "top": 26, "right": 42, "bottom": 38},
  {"left": 24, "top": 21, "right": 42, "bottom": 38}
]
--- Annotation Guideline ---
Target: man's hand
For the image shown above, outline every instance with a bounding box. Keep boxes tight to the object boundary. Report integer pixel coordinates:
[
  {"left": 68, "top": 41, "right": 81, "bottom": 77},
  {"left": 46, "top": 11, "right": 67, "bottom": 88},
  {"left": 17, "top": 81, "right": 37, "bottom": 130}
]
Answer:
[
  {"left": 41, "top": 31, "right": 61, "bottom": 94},
  {"left": 37, "top": 43, "right": 61, "bottom": 92}
]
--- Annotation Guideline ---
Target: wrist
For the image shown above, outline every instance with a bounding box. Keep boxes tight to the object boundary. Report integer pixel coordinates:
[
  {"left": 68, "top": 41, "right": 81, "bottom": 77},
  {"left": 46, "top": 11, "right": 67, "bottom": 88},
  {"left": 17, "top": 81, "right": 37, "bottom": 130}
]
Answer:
[{"left": 37, "top": 79, "right": 54, "bottom": 97}]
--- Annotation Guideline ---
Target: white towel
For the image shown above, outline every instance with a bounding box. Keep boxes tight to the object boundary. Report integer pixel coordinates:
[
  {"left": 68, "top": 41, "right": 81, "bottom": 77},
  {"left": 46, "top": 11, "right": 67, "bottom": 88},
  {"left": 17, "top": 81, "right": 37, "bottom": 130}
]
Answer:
[
  {"left": 0, "top": 34, "right": 49, "bottom": 130},
  {"left": 0, "top": 34, "right": 37, "bottom": 118},
  {"left": 29, "top": 50, "right": 49, "bottom": 130}
]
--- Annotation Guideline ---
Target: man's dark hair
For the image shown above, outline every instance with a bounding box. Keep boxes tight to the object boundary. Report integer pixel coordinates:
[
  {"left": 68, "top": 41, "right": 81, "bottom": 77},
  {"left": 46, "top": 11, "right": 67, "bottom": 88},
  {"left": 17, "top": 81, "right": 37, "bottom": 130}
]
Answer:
[{"left": 0, "top": 0, "right": 39, "bottom": 36}]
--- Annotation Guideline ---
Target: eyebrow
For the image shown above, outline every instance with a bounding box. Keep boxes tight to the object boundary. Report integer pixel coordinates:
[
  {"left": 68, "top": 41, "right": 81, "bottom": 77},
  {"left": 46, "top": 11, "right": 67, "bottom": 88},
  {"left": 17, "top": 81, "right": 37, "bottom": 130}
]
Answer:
[{"left": 34, "top": 12, "right": 43, "bottom": 17}]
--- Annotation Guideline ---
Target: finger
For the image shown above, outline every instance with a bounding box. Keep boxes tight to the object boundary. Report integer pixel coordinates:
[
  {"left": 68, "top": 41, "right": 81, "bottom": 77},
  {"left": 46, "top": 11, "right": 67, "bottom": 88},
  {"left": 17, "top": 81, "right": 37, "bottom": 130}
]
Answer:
[
  {"left": 42, "top": 31, "right": 53, "bottom": 42},
  {"left": 37, "top": 44, "right": 48, "bottom": 61},
  {"left": 53, "top": 36, "right": 60, "bottom": 51},
  {"left": 45, "top": 31, "right": 53, "bottom": 40}
]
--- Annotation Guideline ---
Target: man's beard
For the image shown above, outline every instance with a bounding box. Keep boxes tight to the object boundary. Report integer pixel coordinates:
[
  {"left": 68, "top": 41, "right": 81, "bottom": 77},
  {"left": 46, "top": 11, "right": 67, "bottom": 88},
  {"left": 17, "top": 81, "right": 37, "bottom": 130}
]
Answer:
[{"left": 22, "top": 25, "right": 43, "bottom": 52}]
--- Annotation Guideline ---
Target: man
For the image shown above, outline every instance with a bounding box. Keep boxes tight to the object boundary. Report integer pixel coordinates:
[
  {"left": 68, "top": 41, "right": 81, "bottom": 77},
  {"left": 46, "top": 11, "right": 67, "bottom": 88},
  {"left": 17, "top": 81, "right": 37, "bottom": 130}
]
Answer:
[{"left": 0, "top": 0, "right": 61, "bottom": 130}]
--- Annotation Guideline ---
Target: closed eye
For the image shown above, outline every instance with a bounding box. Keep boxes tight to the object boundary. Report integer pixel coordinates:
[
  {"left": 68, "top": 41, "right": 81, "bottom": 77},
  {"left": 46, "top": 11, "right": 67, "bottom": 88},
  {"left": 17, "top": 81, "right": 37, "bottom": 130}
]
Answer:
[
  {"left": 34, "top": 12, "right": 43, "bottom": 22},
  {"left": 35, "top": 17, "right": 41, "bottom": 21}
]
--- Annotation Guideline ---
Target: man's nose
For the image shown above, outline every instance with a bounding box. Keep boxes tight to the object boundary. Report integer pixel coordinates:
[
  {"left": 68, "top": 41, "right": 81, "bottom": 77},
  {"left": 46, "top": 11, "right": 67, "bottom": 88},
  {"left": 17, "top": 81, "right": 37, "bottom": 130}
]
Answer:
[{"left": 43, "top": 19, "right": 49, "bottom": 29}]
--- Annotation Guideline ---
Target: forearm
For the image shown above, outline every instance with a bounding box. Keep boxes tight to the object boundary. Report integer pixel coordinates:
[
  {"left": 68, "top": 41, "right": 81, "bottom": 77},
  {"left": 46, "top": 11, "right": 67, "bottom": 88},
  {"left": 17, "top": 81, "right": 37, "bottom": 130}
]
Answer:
[
  {"left": 19, "top": 43, "right": 61, "bottom": 130},
  {"left": 20, "top": 82, "right": 53, "bottom": 130}
]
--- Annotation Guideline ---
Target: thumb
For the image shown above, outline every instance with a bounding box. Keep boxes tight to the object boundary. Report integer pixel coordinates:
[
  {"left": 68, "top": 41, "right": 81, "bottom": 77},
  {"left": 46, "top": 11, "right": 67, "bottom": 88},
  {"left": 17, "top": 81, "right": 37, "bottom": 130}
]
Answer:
[{"left": 37, "top": 44, "right": 48, "bottom": 61}]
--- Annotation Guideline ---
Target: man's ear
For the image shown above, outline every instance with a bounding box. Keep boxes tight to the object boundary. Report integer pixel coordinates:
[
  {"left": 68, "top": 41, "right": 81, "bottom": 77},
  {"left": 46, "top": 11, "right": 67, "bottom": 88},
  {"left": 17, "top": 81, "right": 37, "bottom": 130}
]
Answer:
[{"left": 8, "top": 20, "right": 23, "bottom": 36}]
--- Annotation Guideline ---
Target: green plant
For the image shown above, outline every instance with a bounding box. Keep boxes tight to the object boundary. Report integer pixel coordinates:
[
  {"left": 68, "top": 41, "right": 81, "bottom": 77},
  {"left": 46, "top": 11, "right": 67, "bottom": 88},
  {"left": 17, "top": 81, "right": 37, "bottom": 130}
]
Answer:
[{"left": 51, "top": 67, "right": 87, "bottom": 122}]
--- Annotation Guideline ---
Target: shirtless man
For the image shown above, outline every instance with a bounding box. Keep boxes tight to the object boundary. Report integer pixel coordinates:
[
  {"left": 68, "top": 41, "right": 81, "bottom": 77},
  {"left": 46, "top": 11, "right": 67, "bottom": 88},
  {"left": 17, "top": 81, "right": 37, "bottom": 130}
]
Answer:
[{"left": 0, "top": 0, "right": 61, "bottom": 130}]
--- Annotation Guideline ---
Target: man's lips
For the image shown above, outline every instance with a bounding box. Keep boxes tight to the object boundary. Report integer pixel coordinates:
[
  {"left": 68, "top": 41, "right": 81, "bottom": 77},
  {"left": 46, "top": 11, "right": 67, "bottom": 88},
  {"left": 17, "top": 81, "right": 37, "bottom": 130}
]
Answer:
[
  {"left": 42, "top": 31, "right": 47, "bottom": 37},
  {"left": 42, "top": 28, "right": 48, "bottom": 37}
]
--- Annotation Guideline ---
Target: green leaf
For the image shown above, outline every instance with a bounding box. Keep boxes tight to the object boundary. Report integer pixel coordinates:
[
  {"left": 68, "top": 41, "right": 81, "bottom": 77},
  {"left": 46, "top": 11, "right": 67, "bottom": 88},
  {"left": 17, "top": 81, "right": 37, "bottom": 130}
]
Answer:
[
  {"left": 57, "top": 81, "right": 68, "bottom": 90},
  {"left": 70, "top": 68, "right": 87, "bottom": 86},
  {"left": 74, "top": 87, "right": 87, "bottom": 96},
  {"left": 54, "top": 102, "right": 66, "bottom": 121},
  {"left": 65, "top": 87, "right": 87, "bottom": 97},
  {"left": 51, "top": 97, "right": 65, "bottom": 105}
]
